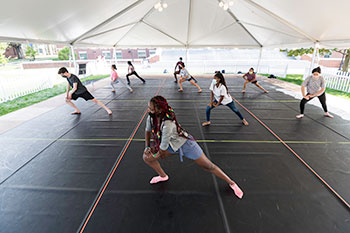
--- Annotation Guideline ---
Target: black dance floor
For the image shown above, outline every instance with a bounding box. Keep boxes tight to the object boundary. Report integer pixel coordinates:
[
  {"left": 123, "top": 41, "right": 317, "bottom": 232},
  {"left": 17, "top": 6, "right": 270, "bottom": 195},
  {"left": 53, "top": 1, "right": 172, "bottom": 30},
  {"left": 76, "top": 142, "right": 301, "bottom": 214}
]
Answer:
[{"left": 1, "top": 76, "right": 349, "bottom": 233}]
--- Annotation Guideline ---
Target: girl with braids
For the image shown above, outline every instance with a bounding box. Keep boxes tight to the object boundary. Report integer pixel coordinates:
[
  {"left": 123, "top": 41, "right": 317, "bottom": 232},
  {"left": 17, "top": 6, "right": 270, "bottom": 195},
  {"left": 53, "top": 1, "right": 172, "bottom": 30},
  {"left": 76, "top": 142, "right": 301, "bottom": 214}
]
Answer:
[
  {"left": 143, "top": 95, "right": 244, "bottom": 199},
  {"left": 202, "top": 72, "right": 249, "bottom": 126}
]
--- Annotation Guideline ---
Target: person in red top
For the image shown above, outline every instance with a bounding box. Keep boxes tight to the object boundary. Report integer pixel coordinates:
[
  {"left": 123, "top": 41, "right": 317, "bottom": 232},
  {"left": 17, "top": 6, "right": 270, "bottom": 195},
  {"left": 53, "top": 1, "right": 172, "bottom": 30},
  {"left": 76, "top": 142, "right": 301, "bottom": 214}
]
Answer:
[
  {"left": 173, "top": 57, "right": 185, "bottom": 83},
  {"left": 241, "top": 67, "right": 269, "bottom": 93}
]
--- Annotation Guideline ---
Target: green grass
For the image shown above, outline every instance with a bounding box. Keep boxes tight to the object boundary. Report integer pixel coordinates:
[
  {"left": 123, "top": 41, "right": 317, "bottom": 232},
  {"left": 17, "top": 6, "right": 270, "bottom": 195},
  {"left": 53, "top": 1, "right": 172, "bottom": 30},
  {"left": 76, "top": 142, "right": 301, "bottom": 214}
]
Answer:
[
  {"left": 259, "top": 73, "right": 350, "bottom": 99},
  {"left": 0, "top": 75, "right": 109, "bottom": 116}
]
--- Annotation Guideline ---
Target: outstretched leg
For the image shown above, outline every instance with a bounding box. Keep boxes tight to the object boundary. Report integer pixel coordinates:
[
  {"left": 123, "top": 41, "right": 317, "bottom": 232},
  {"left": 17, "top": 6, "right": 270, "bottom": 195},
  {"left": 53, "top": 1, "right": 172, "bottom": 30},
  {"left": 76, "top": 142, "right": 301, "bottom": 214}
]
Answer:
[
  {"left": 194, "top": 153, "right": 243, "bottom": 198},
  {"left": 254, "top": 82, "right": 269, "bottom": 93},
  {"left": 189, "top": 80, "right": 202, "bottom": 92},
  {"left": 91, "top": 98, "right": 112, "bottom": 115}
]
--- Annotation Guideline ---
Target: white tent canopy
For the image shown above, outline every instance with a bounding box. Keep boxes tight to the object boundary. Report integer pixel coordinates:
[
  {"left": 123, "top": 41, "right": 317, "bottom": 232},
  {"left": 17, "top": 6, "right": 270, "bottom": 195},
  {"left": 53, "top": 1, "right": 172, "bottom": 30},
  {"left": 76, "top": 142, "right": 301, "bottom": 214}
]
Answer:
[{"left": 1, "top": 0, "right": 350, "bottom": 48}]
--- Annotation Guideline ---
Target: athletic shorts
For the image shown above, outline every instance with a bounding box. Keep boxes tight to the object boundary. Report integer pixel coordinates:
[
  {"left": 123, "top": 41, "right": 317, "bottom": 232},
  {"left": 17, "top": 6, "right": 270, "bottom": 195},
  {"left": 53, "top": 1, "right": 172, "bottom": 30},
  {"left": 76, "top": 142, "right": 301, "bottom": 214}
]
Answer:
[
  {"left": 251, "top": 80, "right": 258, "bottom": 84},
  {"left": 167, "top": 139, "right": 203, "bottom": 162},
  {"left": 71, "top": 91, "right": 94, "bottom": 101}
]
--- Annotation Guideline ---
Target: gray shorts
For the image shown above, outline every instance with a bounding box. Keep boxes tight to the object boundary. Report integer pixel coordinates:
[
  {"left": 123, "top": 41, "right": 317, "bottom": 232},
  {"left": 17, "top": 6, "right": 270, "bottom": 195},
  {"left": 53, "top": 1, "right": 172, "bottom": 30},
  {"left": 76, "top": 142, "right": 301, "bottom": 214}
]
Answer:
[{"left": 167, "top": 139, "right": 203, "bottom": 162}]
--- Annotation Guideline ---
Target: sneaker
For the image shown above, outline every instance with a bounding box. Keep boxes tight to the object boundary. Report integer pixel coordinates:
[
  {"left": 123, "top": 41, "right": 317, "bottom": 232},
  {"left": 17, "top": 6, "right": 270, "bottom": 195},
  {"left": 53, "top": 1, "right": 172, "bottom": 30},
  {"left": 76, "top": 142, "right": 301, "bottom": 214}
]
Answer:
[{"left": 296, "top": 114, "right": 304, "bottom": 119}]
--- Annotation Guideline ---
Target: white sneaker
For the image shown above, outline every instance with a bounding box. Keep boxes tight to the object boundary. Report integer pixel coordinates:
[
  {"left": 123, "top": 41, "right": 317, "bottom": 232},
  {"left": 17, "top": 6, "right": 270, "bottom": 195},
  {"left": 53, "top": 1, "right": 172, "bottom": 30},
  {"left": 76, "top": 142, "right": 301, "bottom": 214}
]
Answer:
[{"left": 296, "top": 114, "right": 304, "bottom": 119}]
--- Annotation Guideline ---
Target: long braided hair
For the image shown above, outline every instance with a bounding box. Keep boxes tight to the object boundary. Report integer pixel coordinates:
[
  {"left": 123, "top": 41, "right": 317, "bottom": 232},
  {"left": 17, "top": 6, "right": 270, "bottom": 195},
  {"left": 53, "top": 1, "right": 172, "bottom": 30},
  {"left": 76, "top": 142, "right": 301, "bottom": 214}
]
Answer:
[{"left": 149, "top": 96, "right": 189, "bottom": 151}]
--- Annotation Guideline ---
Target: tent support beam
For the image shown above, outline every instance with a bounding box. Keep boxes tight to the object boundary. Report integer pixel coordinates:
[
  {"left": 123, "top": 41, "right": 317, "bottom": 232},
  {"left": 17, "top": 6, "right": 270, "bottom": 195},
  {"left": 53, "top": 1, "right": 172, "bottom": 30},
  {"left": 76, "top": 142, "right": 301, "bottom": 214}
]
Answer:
[
  {"left": 186, "top": 0, "right": 192, "bottom": 46},
  {"left": 214, "top": 0, "right": 262, "bottom": 47},
  {"left": 309, "top": 42, "right": 319, "bottom": 75},
  {"left": 71, "top": 0, "right": 146, "bottom": 45},
  {"left": 79, "top": 21, "right": 139, "bottom": 42},
  {"left": 114, "top": 4, "right": 157, "bottom": 47},
  {"left": 142, "top": 21, "right": 186, "bottom": 46},
  {"left": 243, "top": 0, "right": 316, "bottom": 42}
]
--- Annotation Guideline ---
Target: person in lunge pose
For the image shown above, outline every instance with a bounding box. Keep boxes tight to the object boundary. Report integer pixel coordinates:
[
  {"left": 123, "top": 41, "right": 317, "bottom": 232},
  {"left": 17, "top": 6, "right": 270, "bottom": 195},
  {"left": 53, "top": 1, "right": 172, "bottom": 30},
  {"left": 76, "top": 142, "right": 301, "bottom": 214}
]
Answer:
[
  {"left": 58, "top": 67, "right": 112, "bottom": 115},
  {"left": 143, "top": 95, "right": 244, "bottom": 199},
  {"left": 110, "top": 64, "right": 133, "bottom": 93},
  {"left": 202, "top": 72, "right": 248, "bottom": 126},
  {"left": 296, "top": 66, "right": 333, "bottom": 119},
  {"left": 241, "top": 67, "right": 268, "bottom": 93},
  {"left": 126, "top": 61, "right": 145, "bottom": 85},
  {"left": 177, "top": 64, "right": 202, "bottom": 93}
]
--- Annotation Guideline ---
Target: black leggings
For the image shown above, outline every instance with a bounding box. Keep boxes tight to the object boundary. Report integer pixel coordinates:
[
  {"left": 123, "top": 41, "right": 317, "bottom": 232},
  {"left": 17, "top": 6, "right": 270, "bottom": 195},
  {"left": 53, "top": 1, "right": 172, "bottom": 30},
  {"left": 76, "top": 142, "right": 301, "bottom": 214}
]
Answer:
[
  {"left": 126, "top": 71, "right": 145, "bottom": 83},
  {"left": 300, "top": 92, "right": 328, "bottom": 114}
]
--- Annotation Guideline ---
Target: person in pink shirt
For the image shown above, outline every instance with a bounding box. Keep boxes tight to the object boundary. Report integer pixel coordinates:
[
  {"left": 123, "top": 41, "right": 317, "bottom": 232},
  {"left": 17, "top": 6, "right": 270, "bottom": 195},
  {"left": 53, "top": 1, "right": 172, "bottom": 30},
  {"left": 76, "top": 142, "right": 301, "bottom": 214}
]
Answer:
[
  {"left": 241, "top": 67, "right": 268, "bottom": 93},
  {"left": 111, "top": 65, "right": 133, "bottom": 93}
]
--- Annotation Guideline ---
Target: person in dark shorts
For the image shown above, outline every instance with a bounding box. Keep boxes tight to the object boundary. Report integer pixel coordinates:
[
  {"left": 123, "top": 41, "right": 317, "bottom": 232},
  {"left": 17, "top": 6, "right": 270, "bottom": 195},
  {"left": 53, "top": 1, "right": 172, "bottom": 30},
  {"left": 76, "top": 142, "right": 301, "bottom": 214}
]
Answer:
[
  {"left": 174, "top": 57, "right": 197, "bottom": 83},
  {"left": 242, "top": 67, "right": 268, "bottom": 93},
  {"left": 143, "top": 95, "right": 244, "bottom": 199},
  {"left": 126, "top": 61, "right": 145, "bottom": 85},
  {"left": 58, "top": 67, "right": 112, "bottom": 115},
  {"left": 177, "top": 64, "right": 202, "bottom": 93}
]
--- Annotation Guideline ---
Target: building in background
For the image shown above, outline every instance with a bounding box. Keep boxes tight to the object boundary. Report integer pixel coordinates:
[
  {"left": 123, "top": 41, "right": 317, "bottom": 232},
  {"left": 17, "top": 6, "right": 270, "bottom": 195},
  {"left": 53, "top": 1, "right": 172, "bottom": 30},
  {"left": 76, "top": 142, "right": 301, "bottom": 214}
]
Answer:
[{"left": 56, "top": 45, "right": 156, "bottom": 60}]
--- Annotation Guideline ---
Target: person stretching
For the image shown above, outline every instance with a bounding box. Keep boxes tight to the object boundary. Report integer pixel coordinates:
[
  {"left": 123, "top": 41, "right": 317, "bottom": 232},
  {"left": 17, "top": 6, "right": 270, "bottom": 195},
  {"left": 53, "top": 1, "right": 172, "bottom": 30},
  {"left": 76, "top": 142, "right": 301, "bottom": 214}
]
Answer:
[
  {"left": 296, "top": 66, "right": 333, "bottom": 119},
  {"left": 126, "top": 61, "right": 145, "bottom": 85},
  {"left": 110, "top": 64, "right": 133, "bottom": 93},
  {"left": 58, "top": 67, "right": 112, "bottom": 115},
  {"left": 143, "top": 95, "right": 244, "bottom": 199},
  {"left": 202, "top": 72, "right": 248, "bottom": 126},
  {"left": 242, "top": 67, "right": 268, "bottom": 93}
]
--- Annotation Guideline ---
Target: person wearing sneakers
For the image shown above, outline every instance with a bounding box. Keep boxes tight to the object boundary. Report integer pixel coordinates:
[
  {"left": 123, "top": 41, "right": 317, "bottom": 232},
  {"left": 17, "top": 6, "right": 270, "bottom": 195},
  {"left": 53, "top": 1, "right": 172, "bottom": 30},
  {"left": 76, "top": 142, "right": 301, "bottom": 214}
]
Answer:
[
  {"left": 177, "top": 64, "right": 202, "bottom": 93},
  {"left": 241, "top": 67, "right": 269, "bottom": 93},
  {"left": 202, "top": 72, "right": 248, "bottom": 126},
  {"left": 58, "top": 67, "right": 112, "bottom": 115},
  {"left": 143, "top": 96, "right": 244, "bottom": 199},
  {"left": 296, "top": 66, "right": 333, "bottom": 119},
  {"left": 110, "top": 64, "right": 133, "bottom": 93}
]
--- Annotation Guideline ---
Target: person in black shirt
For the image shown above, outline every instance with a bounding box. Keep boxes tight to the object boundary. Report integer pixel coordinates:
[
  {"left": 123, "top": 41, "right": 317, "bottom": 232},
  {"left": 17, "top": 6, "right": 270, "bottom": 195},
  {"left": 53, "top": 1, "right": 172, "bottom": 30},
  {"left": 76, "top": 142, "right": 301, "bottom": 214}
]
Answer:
[{"left": 58, "top": 67, "right": 112, "bottom": 115}]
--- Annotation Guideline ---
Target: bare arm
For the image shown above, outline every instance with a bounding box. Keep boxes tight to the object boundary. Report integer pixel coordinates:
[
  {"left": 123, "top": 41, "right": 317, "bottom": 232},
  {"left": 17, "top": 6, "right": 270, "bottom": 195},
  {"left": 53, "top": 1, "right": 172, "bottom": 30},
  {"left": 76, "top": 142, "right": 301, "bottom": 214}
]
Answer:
[
  {"left": 145, "top": 131, "right": 151, "bottom": 147},
  {"left": 310, "top": 88, "right": 325, "bottom": 98},
  {"left": 70, "top": 83, "right": 78, "bottom": 96},
  {"left": 301, "top": 86, "right": 306, "bottom": 98},
  {"left": 66, "top": 83, "right": 70, "bottom": 98},
  {"left": 214, "top": 96, "right": 224, "bottom": 107}
]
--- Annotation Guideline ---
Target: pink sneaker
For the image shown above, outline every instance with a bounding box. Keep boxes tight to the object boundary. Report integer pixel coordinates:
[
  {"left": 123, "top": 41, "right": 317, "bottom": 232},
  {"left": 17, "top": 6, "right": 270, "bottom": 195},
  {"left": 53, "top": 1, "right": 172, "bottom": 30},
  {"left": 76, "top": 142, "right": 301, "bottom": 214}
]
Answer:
[
  {"left": 150, "top": 175, "right": 169, "bottom": 184},
  {"left": 230, "top": 183, "right": 244, "bottom": 199}
]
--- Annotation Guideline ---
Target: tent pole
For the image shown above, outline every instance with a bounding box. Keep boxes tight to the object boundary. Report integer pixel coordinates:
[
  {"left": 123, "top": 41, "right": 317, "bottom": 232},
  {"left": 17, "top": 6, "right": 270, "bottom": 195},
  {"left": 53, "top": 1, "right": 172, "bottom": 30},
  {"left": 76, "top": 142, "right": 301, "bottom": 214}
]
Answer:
[
  {"left": 185, "top": 47, "right": 189, "bottom": 65},
  {"left": 308, "top": 42, "right": 319, "bottom": 76},
  {"left": 70, "top": 45, "right": 77, "bottom": 74},
  {"left": 113, "top": 47, "right": 117, "bottom": 64},
  {"left": 257, "top": 47, "right": 263, "bottom": 73}
]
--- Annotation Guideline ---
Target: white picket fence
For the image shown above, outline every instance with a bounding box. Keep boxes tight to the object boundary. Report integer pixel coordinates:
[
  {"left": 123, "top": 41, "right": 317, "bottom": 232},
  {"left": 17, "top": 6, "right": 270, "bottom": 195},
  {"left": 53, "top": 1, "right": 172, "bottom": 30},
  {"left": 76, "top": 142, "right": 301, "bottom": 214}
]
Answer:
[
  {"left": 0, "top": 67, "right": 70, "bottom": 103},
  {"left": 322, "top": 69, "right": 350, "bottom": 93}
]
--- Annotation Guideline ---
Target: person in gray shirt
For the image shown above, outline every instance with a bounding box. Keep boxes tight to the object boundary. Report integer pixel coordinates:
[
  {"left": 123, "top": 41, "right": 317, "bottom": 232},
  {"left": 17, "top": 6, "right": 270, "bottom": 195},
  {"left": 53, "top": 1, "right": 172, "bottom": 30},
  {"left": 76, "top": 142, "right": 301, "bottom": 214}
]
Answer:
[
  {"left": 296, "top": 67, "right": 333, "bottom": 119},
  {"left": 143, "top": 95, "right": 244, "bottom": 199},
  {"left": 58, "top": 67, "right": 112, "bottom": 115}
]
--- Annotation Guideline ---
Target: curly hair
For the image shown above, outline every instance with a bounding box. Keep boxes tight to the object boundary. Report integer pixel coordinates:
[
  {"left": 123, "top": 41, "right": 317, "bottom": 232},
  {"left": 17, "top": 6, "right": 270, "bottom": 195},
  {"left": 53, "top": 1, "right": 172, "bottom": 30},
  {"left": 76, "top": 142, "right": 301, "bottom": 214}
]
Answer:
[{"left": 149, "top": 96, "right": 189, "bottom": 151}]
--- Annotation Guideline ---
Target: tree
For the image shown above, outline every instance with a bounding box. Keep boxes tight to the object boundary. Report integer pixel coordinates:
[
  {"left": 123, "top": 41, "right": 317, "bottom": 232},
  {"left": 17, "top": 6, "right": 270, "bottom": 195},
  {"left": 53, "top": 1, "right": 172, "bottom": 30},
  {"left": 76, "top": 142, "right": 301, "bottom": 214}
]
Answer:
[
  {"left": 280, "top": 47, "right": 350, "bottom": 72},
  {"left": 58, "top": 47, "right": 70, "bottom": 60},
  {"left": 25, "top": 46, "right": 38, "bottom": 61},
  {"left": 58, "top": 46, "right": 77, "bottom": 60},
  {"left": 9, "top": 43, "right": 24, "bottom": 59},
  {"left": 0, "top": 43, "right": 9, "bottom": 64}
]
